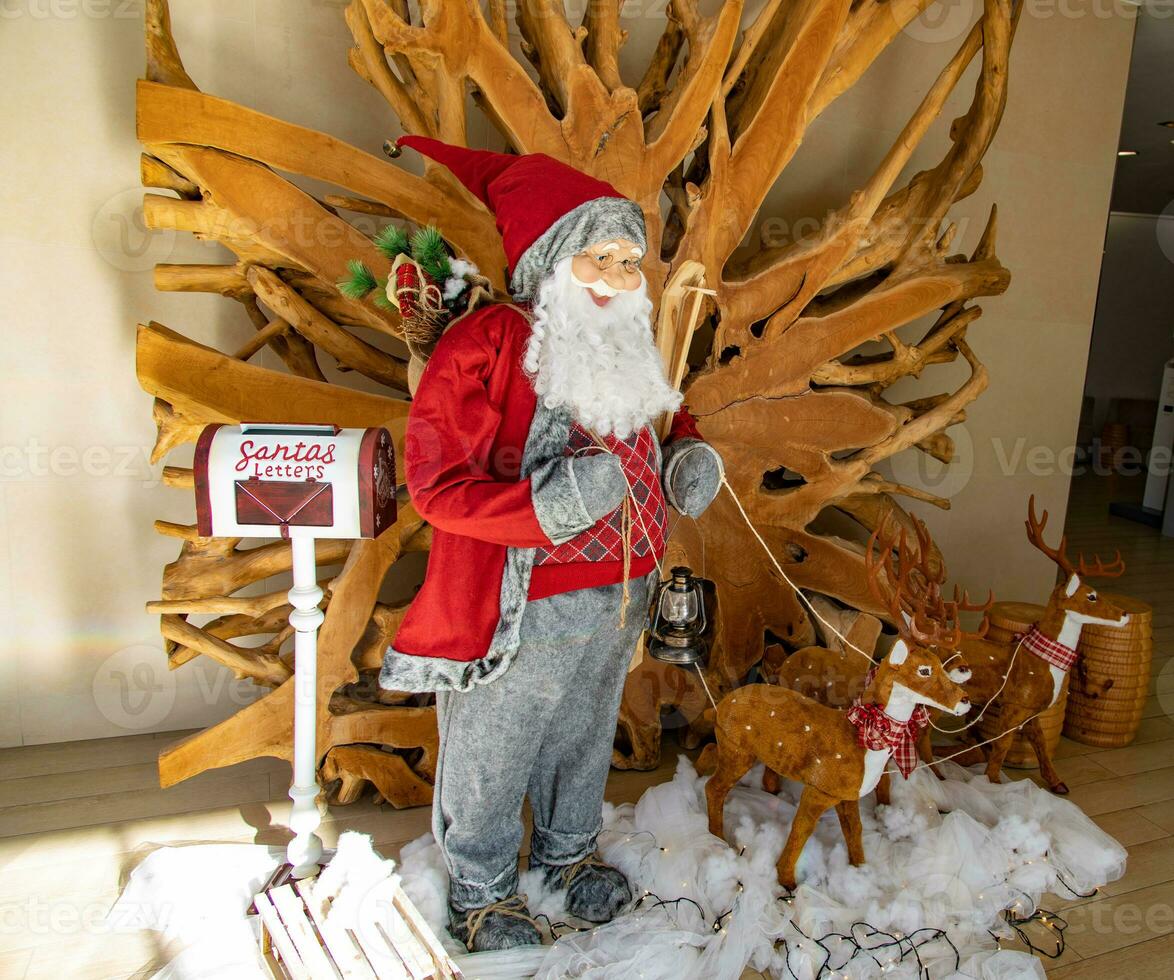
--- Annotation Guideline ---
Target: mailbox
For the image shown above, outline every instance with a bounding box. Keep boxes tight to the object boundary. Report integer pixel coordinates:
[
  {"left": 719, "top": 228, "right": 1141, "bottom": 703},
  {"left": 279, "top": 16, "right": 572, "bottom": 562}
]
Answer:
[
  {"left": 194, "top": 423, "right": 396, "bottom": 540},
  {"left": 188, "top": 421, "right": 397, "bottom": 880}
]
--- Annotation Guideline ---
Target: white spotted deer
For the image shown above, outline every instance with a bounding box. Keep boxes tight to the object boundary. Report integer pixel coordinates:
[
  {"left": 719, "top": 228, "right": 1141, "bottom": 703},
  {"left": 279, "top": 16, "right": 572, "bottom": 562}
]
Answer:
[
  {"left": 705, "top": 521, "right": 975, "bottom": 889},
  {"left": 960, "top": 496, "right": 1129, "bottom": 793}
]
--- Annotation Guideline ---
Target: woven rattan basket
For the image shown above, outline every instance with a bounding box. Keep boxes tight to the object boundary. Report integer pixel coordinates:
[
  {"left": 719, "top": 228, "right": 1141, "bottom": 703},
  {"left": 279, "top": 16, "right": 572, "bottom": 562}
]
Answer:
[{"left": 1062, "top": 592, "right": 1152, "bottom": 748}]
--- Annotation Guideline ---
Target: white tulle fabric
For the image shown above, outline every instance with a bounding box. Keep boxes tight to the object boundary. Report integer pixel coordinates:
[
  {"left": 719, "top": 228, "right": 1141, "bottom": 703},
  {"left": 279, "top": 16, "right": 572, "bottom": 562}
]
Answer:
[
  {"left": 109, "top": 758, "right": 1124, "bottom": 980},
  {"left": 400, "top": 757, "right": 1124, "bottom": 979}
]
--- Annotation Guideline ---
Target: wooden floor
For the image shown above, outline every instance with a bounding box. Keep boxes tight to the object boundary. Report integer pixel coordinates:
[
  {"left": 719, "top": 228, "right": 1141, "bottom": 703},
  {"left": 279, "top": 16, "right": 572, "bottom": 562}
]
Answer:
[{"left": 2, "top": 473, "right": 1173, "bottom": 979}]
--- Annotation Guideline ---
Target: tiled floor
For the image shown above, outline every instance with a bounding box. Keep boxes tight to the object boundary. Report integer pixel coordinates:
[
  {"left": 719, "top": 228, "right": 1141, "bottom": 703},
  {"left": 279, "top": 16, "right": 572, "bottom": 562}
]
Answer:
[{"left": 2, "top": 473, "right": 1172, "bottom": 977}]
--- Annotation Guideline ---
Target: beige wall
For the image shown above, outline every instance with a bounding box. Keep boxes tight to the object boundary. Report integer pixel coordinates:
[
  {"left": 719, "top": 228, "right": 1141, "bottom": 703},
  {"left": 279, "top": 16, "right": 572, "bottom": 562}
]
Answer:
[{"left": 0, "top": 1, "right": 1135, "bottom": 745}]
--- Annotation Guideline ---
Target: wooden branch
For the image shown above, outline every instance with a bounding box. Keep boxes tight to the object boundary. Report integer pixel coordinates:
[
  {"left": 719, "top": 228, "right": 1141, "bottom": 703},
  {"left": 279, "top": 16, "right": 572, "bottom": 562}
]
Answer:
[
  {"left": 517, "top": 0, "right": 591, "bottom": 114},
  {"left": 582, "top": 0, "right": 626, "bottom": 92},
  {"left": 241, "top": 295, "right": 326, "bottom": 381},
  {"left": 147, "top": 592, "right": 293, "bottom": 618},
  {"left": 136, "top": 322, "right": 408, "bottom": 448},
  {"left": 136, "top": 80, "right": 505, "bottom": 285},
  {"left": 140, "top": 153, "right": 199, "bottom": 197},
  {"left": 810, "top": 0, "right": 936, "bottom": 116},
  {"left": 248, "top": 267, "right": 410, "bottom": 391},
  {"left": 153, "top": 264, "right": 250, "bottom": 299},
  {"left": 145, "top": 0, "right": 196, "bottom": 90},
  {"left": 685, "top": 257, "right": 1010, "bottom": 414},
  {"left": 723, "top": 19, "right": 988, "bottom": 332},
  {"left": 634, "top": 8, "right": 684, "bottom": 115},
  {"left": 233, "top": 317, "right": 292, "bottom": 363},
  {"left": 159, "top": 615, "right": 292, "bottom": 686},
  {"left": 360, "top": 0, "right": 563, "bottom": 157},
  {"left": 345, "top": 0, "right": 433, "bottom": 136},
  {"left": 162, "top": 465, "right": 193, "bottom": 489},
  {"left": 639, "top": 1, "right": 743, "bottom": 200},
  {"left": 159, "top": 509, "right": 424, "bottom": 787},
  {"left": 323, "top": 195, "right": 399, "bottom": 219}
]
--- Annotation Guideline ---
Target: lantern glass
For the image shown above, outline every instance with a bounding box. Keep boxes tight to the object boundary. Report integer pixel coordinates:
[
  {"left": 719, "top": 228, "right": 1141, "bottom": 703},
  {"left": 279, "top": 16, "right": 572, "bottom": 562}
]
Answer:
[{"left": 661, "top": 586, "right": 698, "bottom": 625}]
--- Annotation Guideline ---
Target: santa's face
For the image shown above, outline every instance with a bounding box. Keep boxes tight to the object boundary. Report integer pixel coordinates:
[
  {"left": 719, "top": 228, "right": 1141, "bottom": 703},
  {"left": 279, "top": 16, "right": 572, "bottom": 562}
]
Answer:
[
  {"left": 569, "top": 238, "right": 644, "bottom": 308},
  {"left": 523, "top": 252, "right": 681, "bottom": 438}
]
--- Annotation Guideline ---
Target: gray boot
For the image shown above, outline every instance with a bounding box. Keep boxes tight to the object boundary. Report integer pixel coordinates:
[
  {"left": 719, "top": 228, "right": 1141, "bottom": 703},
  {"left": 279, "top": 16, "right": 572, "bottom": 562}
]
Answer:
[
  {"left": 447, "top": 895, "right": 542, "bottom": 952},
  {"left": 532, "top": 854, "right": 632, "bottom": 924}
]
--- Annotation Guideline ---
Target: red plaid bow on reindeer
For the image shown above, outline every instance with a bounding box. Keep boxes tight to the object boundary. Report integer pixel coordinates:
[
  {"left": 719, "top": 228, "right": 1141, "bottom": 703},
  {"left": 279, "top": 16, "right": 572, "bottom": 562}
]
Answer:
[
  {"left": 1017, "top": 625, "right": 1078, "bottom": 672},
  {"left": 845, "top": 699, "right": 930, "bottom": 779}
]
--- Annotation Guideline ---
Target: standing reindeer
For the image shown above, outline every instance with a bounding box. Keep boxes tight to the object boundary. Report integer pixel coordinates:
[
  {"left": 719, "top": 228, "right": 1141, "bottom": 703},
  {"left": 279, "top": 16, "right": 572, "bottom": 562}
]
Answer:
[
  {"left": 705, "top": 522, "right": 974, "bottom": 889},
  {"left": 960, "top": 496, "right": 1129, "bottom": 794}
]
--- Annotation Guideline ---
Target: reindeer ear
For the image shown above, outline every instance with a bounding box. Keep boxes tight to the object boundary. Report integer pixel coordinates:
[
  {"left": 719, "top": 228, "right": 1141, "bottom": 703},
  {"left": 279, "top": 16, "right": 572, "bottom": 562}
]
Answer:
[
  {"left": 889, "top": 639, "right": 909, "bottom": 666},
  {"left": 1064, "top": 573, "right": 1080, "bottom": 597}
]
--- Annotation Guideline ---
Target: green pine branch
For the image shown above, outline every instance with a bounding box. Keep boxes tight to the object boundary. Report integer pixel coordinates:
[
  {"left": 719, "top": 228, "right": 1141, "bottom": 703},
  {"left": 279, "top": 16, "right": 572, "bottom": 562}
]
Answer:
[
  {"left": 337, "top": 259, "right": 379, "bottom": 300},
  {"left": 374, "top": 224, "right": 410, "bottom": 260},
  {"left": 410, "top": 225, "right": 453, "bottom": 284}
]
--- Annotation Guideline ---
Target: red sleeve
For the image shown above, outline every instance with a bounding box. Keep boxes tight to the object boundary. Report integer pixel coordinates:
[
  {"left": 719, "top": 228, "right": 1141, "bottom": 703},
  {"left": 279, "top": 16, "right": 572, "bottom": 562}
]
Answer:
[
  {"left": 404, "top": 316, "right": 552, "bottom": 548},
  {"left": 665, "top": 406, "right": 704, "bottom": 444}
]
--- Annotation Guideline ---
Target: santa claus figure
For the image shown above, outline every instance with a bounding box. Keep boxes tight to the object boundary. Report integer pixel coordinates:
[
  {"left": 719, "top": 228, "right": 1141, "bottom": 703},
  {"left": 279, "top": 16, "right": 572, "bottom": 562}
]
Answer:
[{"left": 380, "top": 136, "right": 722, "bottom": 952}]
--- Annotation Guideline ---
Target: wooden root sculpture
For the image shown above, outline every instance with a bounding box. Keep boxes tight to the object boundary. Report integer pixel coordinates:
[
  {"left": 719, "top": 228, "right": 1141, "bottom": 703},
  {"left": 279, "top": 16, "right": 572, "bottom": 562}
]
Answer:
[
  {"left": 960, "top": 497, "right": 1128, "bottom": 794},
  {"left": 137, "top": 0, "right": 1019, "bottom": 801},
  {"left": 705, "top": 524, "right": 974, "bottom": 889}
]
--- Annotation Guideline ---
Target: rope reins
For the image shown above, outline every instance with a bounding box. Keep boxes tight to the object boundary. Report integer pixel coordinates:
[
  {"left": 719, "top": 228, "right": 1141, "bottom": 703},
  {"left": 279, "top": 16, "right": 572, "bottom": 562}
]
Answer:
[{"left": 717, "top": 473, "right": 1053, "bottom": 763}]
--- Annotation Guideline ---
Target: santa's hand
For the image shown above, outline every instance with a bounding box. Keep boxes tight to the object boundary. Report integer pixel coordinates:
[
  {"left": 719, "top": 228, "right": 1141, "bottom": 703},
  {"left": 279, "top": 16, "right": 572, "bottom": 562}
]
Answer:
[
  {"left": 531, "top": 453, "right": 626, "bottom": 546},
  {"left": 663, "top": 440, "right": 723, "bottom": 517}
]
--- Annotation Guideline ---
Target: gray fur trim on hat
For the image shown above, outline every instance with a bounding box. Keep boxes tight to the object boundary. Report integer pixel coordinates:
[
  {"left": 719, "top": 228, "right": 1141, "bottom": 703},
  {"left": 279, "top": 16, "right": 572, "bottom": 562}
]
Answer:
[{"left": 509, "top": 196, "right": 646, "bottom": 300}]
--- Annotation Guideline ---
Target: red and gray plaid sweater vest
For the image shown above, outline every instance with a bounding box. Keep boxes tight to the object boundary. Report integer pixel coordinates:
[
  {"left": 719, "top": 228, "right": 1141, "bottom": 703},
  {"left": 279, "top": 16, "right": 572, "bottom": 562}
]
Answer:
[{"left": 528, "top": 421, "right": 667, "bottom": 600}]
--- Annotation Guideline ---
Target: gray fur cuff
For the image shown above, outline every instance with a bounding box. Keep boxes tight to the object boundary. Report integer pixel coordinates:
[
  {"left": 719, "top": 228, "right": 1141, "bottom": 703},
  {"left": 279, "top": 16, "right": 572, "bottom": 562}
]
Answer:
[
  {"left": 663, "top": 439, "right": 723, "bottom": 517},
  {"left": 531, "top": 454, "right": 624, "bottom": 545},
  {"left": 510, "top": 197, "right": 647, "bottom": 300}
]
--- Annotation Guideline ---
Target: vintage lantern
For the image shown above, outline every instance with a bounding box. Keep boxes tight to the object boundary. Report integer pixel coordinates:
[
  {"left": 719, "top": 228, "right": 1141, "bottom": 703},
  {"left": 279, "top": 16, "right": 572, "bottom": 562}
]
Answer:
[{"left": 648, "top": 566, "right": 708, "bottom": 667}]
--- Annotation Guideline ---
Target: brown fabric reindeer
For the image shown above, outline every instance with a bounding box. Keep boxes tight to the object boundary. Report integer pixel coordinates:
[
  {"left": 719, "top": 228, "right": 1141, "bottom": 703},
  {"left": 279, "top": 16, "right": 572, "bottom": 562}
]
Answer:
[
  {"left": 771, "top": 518, "right": 982, "bottom": 801},
  {"left": 705, "top": 520, "right": 976, "bottom": 889},
  {"left": 960, "top": 496, "right": 1129, "bottom": 794}
]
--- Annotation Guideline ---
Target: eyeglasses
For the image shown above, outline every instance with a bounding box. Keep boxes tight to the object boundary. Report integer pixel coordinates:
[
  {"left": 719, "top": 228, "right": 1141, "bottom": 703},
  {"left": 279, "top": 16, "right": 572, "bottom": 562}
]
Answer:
[{"left": 580, "top": 250, "right": 643, "bottom": 275}]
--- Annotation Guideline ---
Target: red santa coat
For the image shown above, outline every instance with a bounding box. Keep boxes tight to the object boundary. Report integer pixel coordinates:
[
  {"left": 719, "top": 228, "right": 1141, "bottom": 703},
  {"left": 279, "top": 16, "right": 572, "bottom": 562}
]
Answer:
[{"left": 382, "top": 302, "right": 704, "bottom": 691}]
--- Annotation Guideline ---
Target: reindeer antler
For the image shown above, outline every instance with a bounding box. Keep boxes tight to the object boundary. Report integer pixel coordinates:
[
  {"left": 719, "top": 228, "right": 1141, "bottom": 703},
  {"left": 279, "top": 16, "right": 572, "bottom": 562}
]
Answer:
[
  {"left": 865, "top": 515, "right": 979, "bottom": 651},
  {"left": 1025, "top": 494, "right": 1126, "bottom": 580}
]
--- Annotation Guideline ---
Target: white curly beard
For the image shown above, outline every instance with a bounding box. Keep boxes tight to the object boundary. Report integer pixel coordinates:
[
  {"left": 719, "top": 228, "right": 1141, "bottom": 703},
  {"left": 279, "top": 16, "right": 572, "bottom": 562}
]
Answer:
[{"left": 523, "top": 257, "right": 682, "bottom": 438}]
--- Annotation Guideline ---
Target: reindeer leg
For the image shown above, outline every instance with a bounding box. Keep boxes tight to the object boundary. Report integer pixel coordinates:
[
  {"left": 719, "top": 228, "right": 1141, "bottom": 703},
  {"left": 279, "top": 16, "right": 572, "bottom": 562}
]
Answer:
[
  {"left": 983, "top": 716, "right": 1024, "bottom": 785},
  {"left": 835, "top": 800, "right": 866, "bottom": 866},
  {"left": 1023, "top": 716, "right": 1067, "bottom": 795},
  {"left": 705, "top": 738, "right": 754, "bottom": 840},
  {"left": 762, "top": 767, "right": 781, "bottom": 794},
  {"left": 777, "top": 786, "right": 836, "bottom": 890},
  {"left": 874, "top": 772, "right": 891, "bottom": 807}
]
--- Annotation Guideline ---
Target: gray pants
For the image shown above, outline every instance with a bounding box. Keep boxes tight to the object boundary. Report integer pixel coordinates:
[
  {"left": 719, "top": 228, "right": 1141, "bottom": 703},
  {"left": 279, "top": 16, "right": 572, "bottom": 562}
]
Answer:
[{"left": 433, "top": 577, "right": 650, "bottom": 911}]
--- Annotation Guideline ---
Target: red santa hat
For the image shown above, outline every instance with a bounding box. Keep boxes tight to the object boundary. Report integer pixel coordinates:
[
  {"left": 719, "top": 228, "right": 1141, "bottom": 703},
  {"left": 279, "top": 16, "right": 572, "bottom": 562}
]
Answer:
[{"left": 395, "top": 135, "right": 646, "bottom": 300}]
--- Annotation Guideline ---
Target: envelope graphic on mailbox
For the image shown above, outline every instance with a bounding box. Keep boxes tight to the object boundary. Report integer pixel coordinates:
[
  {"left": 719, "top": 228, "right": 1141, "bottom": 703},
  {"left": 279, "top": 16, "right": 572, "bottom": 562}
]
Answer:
[{"left": 234, "top": 479, "right": 334, "bottom": 528}]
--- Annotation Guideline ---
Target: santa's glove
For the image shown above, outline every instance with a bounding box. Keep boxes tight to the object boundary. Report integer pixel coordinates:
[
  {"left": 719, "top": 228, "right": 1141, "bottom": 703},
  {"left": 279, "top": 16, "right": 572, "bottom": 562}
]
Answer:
[
  {"left": 532, "top": 453, "right": 626, "bottom": 545},
  {"left": 531, "top": 853, "right": 632, "bottom": 924},
  {"left": 663, "top": 440, "right": 723, "bottom": 517},
  {"left": 447, "top": 894, "right": 542, "bottom": 952}
]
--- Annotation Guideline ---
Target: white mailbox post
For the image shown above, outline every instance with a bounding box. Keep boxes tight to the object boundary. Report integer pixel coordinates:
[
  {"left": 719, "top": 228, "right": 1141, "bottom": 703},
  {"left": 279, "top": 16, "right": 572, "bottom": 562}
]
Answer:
[{"left": 194, "top": 422, "right": 397, "bottom": 878}]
